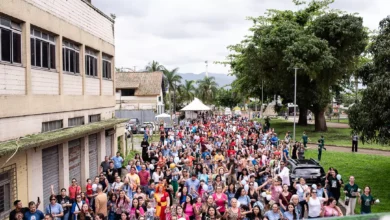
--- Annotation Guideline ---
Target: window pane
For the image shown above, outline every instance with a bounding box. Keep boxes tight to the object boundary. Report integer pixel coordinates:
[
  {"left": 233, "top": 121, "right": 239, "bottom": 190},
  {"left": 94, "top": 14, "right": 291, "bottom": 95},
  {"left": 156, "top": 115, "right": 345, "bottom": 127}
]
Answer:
[
  {"left": 102, "top": 61, "right": 106, "bottom": 78},
  {"left": 12, "top": 33, "right": 21, "bottom": 63},
  {"left": 89, "top": 56, "right": 93, "bottom": 76},
  {"left": 65, "top": 49, "right": 70, "bottom": 72},
  {"left": 62, "top": 48, "right": 66, "bottom": 71},
  {"left": 85, "top": 56, "right": 89, "bottom": 75},
  {"left": 1, "top": 29, "right": 12, "bottom": 62},
  {"left": 70, "top": 50, "right": 74, "bottom": 73},
  {"left": 42, "top": 41, "right": 49, "bottom": 68},
  {"left": 30, "top": 38, "right": 35, "bottom": 66},
  {"left": 93, "top": 58, "right": 97, "bottom": 77},
  {"left": 35, "top": 40, "right": 42, "bottom": 67},
  {"left": 50, "top": 44, "right": 55, "bottom": 69},
  {"left": 108, "top": 62, "right": 111, "bottom": 79},
  {"left": 75, "top": 52, "right": 79, "bottom": 73}
]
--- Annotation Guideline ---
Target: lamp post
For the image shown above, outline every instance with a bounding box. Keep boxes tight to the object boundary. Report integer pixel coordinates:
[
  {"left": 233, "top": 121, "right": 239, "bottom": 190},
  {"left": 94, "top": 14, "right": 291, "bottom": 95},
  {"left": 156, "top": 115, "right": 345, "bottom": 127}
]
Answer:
[
  {"left": 293, "top": 67, "right": 298, "bottom": 143},
  {"left": 261, "top": 80, "right": 264, "bottom": 118}
]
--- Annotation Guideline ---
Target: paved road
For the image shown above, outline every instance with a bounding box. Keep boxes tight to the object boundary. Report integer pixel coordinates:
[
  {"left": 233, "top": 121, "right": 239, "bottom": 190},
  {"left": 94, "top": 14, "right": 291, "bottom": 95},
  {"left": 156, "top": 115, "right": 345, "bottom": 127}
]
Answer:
[
  {"left": 307, "top": 144, "right": 390, "bottom": 156},
  {"left": 287, "top": 117, "right": 350, "bottom": 128}
]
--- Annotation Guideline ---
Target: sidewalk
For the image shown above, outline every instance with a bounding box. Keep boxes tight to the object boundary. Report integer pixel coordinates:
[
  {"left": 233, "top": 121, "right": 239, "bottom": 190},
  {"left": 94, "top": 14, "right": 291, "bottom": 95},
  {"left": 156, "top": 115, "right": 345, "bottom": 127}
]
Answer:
[{"left": 307, "top": 144, "right": 390, "bottom": 156}]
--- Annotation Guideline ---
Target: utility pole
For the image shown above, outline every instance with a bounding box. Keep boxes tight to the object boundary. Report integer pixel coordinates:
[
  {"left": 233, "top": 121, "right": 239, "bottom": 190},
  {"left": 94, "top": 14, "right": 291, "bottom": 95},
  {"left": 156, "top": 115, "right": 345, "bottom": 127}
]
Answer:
[
  {"left": 133, "top": 66, "right": 137, "bottom": 72},
  {"left": 261, "top": 80, "right": 264, "bottom": 118},
  {"left": 205, "top": 61, "right": 208, "bottom": 77}
]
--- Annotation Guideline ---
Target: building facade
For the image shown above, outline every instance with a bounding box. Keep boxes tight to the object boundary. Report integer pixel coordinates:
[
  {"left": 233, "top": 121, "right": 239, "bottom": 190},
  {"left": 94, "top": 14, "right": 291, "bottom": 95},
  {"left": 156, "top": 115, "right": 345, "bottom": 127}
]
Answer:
[
  {"left": 0, "top": 0, "right": 126, "bottom": 217},
  {"left": 115, "top": 71, "right": 165, "bottom": 114}
]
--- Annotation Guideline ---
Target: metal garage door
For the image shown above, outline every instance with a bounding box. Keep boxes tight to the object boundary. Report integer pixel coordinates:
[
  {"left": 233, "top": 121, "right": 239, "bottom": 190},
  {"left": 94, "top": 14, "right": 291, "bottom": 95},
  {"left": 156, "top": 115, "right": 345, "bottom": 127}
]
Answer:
[
  {"left": 105, "top": 135, "right": 112, "bottom": 158},
  {"left": 68, "top": 139, "right": 81, "bottom": 183},
  {"left": 42, "top": 146, "right": 59, "bottom": 207},
  {"left": 88, "top": 134, "right": 98, "bottom": 178}
]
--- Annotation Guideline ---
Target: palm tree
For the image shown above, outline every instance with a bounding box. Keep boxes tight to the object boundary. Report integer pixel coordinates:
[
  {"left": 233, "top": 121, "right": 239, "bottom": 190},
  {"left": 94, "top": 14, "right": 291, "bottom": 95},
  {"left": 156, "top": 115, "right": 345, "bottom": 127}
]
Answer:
[
  {"left": 163, "top": 68, "right": 182, "bottom": 114},
  {"left": 197, "top": 76, "right": 218, "bottom": 104},
  {"left": 145, "top": 60, "right": 165, "bottom": 72},
  {"left": 180, "top": 80, "right": 196, "bottom": 103}
]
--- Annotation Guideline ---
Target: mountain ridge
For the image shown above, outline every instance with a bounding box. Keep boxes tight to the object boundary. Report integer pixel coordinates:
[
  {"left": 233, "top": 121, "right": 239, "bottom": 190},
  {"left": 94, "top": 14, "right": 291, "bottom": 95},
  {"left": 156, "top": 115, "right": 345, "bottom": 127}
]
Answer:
[{"left": 179, "top": 72, "right": 235, "bottom": 87}]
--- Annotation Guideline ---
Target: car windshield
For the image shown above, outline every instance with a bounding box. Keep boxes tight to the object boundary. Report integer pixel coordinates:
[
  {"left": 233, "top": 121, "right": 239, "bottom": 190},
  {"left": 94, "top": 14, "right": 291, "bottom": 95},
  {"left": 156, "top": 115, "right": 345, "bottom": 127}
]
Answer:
[
  {"left": 294, "top": 168, "right": 322, "bottom": 176},
  {"left": 129, "top": 119, "right": 137, "bottom": 123}
]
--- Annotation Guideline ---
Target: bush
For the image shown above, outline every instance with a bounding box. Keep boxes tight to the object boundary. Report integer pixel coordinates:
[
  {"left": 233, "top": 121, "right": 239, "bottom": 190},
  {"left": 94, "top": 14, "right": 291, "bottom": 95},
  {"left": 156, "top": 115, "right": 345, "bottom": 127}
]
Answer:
[{"left": 123, "top": 150, "right": 141, "bottom": 168}]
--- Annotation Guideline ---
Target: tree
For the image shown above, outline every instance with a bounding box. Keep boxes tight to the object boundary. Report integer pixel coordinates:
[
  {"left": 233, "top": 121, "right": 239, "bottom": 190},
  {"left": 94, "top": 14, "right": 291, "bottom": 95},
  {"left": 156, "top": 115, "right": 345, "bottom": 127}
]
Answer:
[
  {"left": 349, "top": 16, "right": 390, "bottom": 144},
  {"left": 197, "top": 76, "right": 218, "bottom": 104},
  {"left": 178, "top": 80, "right": 196, "bottom": 103},
  {"left": 216, "top": 88, "right": 243, "bottom": 109},
  {"left": 225, "top": 0, "right": 368, "bottom": 131},
  {"left": 146, "top": 60, "right": 165, "bottom": 72},
  {"left": 163, "top": 68, "right": 182, "bottom": 114}
]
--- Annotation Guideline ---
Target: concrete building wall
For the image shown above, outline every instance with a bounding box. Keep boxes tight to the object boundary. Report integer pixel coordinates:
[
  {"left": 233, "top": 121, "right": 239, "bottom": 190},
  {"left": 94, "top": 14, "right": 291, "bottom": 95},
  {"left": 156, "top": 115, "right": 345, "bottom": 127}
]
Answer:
[
  {"left": 102, "top": 80, "right": 114, "bottom": 96},
  {"left": 31, "top": 69, "right": 59, "bottom": 95},
  {"left": 63, "top": 74, "right": 83, "bottom": 95},
  {"left": 0, "top": 65, "right": 26, "bottom": 95},
  {"left": 24, "top": 0, "right": 114, "bottom": 45},
  {"left": 0, "top": 107, "right": 115, "bottom": 141},
  {"left": 85, "top": 77, "right": 100, "bottom": 95}
]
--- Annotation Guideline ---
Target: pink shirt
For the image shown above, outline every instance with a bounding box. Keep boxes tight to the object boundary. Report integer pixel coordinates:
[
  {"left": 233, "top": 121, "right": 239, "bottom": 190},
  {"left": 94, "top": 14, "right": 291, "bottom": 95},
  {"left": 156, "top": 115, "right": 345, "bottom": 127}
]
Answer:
[
  {"left": 184, "top": 204, "right": 194, "bottom": 219},
  {"left": 271, "top": 185, "right": 282, "bottom": 202},
  {"left": 323, "top": 206, "right": 339, "bottom": 217},
  {"left": 213, "top": 193, "right": 227, "bottom": 212}
]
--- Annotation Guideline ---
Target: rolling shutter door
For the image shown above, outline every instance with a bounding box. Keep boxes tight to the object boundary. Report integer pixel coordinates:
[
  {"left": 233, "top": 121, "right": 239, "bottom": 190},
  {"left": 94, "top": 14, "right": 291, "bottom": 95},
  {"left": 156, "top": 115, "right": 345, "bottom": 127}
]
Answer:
[
  {"left": 68, "top": 139, "right": 81, "bottom": 183},
  {"left": 42, "top": 145, "right": 59, "bottom": 207},
  {"left": 105, "top": 135, "right": 112, "bottom": 158},
  {"left": 88, "top": 134, "right": 98, "bottom": 178}
]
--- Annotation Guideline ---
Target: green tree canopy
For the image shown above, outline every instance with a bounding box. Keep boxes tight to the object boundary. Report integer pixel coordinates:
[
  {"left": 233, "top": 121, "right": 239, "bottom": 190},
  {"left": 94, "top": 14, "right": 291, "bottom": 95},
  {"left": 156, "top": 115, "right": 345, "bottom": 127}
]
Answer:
[
  {"left": 146, "top": 60, "right": 165, "bottom": 72},
  {"left": 349, "top": 16, "right": 390, "bottom": 144},
  {"left": 225, "top": 0, "right": 368, "bottom": 131},
  {"left": 216, "top": 88, "right": 243, "bottom": 109},
  {"left": 197, "top": 76, "right": 218, "bottom": 105}
]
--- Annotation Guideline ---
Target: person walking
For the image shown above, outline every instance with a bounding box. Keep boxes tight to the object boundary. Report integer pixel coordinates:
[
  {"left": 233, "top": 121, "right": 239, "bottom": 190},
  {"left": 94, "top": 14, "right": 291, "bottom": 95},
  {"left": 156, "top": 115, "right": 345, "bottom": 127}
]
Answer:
[
  {"left": 302, "top": 132, "right": 310, "bottom": 149},
  {"left": 344, "top": 176, "right": 359, "bottom": 216},
  {"left": 317, "top": 140, "right": 326, "bottom": 161},
  {"left": 352, "top": 133, "right": 359, "bottom": 152}
]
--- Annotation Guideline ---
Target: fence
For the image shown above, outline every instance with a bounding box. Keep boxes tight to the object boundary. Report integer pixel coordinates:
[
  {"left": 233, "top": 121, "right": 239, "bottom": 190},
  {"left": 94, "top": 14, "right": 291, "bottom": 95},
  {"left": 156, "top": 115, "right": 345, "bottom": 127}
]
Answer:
[{"left": 115, "top": 110, "right": 156, "bottom": 123}]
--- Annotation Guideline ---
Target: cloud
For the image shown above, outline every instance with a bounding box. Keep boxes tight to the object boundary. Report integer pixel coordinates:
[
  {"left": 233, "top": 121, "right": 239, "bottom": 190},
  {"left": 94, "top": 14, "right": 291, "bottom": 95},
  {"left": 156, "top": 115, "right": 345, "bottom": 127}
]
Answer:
[{"left": 93, "top": 0, "right": 390, "bottom": 74}]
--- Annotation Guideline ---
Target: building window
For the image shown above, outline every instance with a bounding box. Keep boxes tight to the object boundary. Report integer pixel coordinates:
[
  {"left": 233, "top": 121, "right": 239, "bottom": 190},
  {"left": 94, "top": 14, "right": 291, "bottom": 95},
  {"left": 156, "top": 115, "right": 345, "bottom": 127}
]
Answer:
[
  {"left": 62, "top": 40, "right": 80, "bottom": 74},
  {"left": 158, "top": 96, "right": 161, "bottom": 102},
  {"left": 30, "top": 28, "right": 56, "bottom": 69},
  {"left": 102, "top": 54, "right": 112, "bottom": 79},
  {"left": 68, "top": 117, "right": 84, "bottom": 127},
  {"left": 121, "top": 89, "right": 135, "bottom": 96},
  {"left": 0, "top": 17, "right": 21, "bottom": 64},
  {"left": 89, "top": 114, "right": 101, "bottom": 123},
  {"left": 85, "top": 48, "right": 98, "bottom": 77},
  {"left": 42, "top": 120, "right": 63, "bottom": 132},
  {"left": 0, "top": 164, "right": 16, "bottom": 219}
]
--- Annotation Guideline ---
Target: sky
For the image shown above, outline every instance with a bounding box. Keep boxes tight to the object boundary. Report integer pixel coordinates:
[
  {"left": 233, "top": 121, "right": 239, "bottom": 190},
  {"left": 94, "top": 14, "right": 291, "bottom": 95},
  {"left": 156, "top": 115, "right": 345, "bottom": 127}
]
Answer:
[{"left": 92, "top": 0, "right": 389, "bottom": 74}]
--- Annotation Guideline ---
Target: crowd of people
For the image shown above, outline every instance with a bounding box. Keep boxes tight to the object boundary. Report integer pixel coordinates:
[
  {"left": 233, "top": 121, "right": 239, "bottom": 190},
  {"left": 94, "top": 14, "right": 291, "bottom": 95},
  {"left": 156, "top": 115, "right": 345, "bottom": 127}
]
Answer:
[{"left": 11, "top": 113, "right": 378, "bottom": 220}]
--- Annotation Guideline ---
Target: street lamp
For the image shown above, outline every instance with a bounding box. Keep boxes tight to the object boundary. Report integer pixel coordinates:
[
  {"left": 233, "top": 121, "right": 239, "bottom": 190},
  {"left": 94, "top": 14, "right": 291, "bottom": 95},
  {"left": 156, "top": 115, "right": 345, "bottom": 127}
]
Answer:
[{"left": 293, "top": 67, "right": 298, "bottom": 143}]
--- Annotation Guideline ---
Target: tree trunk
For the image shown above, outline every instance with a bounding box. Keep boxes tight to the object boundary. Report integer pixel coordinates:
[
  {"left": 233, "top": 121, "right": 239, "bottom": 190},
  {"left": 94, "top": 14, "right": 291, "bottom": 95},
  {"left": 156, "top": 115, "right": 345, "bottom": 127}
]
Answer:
[
  {"left": 298, "top": 108, "right": 307, "bottom": 125},
  {"left": 314, "top": 110, "right": 327, "bottom": 132}
]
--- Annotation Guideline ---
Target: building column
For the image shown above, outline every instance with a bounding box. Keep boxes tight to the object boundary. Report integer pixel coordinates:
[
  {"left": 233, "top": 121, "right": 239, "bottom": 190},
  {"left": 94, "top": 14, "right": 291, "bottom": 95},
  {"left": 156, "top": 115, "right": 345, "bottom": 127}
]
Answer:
[
  {"left": 27, "top": 148, "right": 43, "bottom": 207},
  {"left": 113, "top": 131, "right": 118, "bottom": 155},
  {"left": 81, "top": 45, "right": 86, "bottom": 95},
  {"left": 98, "top": 130, "right": 105, "bottom": 162},
  {"left": 59, "top": 142, "right": 69, "bottom": 190},
  {"left": 22, "top": 22, "right": 31, "bottom": 95},
  {"left": 98, "top": 51, "right": 102, "bottom": 96},
  {"left": 80, "top": 136, "right": 89, "bottom": 189}
]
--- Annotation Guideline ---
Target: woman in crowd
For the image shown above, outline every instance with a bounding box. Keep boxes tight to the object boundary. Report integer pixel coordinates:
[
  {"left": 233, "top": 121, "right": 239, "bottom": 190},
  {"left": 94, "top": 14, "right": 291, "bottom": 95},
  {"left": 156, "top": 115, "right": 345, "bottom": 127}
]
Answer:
[
  {"left": 155, "top": 183, "right": 170, "bottom": 220},
  {"left": 321, "top": 197, "right": 343, "bottom": 217},
  {"left": 182, "top": 195, "right": 195, "bottom": 220},
  {"left": 306, "top": 188, "right": 328, "bottom": 218}
]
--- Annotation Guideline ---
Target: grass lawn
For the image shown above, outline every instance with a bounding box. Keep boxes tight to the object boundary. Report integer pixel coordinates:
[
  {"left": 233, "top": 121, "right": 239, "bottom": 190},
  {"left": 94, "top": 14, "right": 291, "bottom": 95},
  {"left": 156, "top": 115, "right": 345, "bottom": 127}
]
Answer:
[
  {"left": 304, "top": 149, "right": 390, "bottom": 213},
  {"left": 264, "top": 119, "right": 389, "bottom": 150}
]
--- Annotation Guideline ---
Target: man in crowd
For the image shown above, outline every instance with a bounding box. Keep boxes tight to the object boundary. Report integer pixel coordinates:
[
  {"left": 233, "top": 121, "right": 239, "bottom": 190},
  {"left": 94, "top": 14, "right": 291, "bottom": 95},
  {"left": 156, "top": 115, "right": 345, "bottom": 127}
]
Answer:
[
  {"left": 99, "top": 156, "right": 110, "bottom": 175},
  {"left": 111, "top": 152, "right": 123, "bottom": 177},
  {"left": 95, "top": 185, "right": 107, "bottom": 218},
  {"left": 24, "top": 201, "right": 44, "bottom": 220}
]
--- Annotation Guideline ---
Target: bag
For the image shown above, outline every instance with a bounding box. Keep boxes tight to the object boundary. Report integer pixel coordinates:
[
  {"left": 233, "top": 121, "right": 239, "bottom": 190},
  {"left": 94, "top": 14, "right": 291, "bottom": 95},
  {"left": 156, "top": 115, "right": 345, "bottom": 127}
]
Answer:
[{"left": 345, "top": 196, "right": 350, "bottom": 206}]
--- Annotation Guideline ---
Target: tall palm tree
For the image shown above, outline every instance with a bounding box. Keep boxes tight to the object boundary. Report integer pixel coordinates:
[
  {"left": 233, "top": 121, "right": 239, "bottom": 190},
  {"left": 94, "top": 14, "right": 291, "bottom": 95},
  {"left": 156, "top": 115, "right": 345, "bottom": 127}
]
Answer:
[
  {"left": 180, "top": 80, "right": 196, "bottom": 103},
  {"left": 163, "top": 68, "right": 182, "bottom": 114},
  {"left": 197, "top": 76, "right": 218, "bottom": 104},
  {"left": 145, "top": 60, "right": 165, "bottom": 72}
]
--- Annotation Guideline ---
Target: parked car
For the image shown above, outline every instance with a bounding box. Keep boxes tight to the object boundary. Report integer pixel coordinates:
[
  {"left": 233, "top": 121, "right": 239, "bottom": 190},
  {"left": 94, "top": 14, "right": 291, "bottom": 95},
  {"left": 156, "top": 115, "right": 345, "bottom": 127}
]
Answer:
[
  {"left": 287, "top": 158, "right": 326, "bottom": 187},
  {"left": 137, "top": 122, "right": 156, "bottom": 134},
  {"left": 126, "top": 118, "right": 140, "bottom": 134}
]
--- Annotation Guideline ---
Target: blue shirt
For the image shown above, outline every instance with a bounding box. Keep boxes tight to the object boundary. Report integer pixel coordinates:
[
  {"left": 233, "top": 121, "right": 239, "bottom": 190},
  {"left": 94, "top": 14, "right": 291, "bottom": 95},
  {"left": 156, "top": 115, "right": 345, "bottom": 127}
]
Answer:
[
  {"left": 198, "top": 174, "right": 209, "bottom": 184},
  {"left": 201, "top": 151, "right": 211, "bottom": 159},
  {"left": 111, "top": 156, "right": 123, "bottom": 169},
  {"left": 265, "top": 210, "right": 281, "bottom": 220},
  {"left": 162, "top": 149, "right": 170, "bottom": 157},
  {"left": 24, "top": 210, "right": 44, "bottom": 220},
  {"left": 185, "top": 178, "right": 200, "bottom": 197},
  {"left": 283, "top": 211, "right": 293, "bottom": 220},
  {"left": 46, "top": 203, "right": 64, "bottom": 215}
]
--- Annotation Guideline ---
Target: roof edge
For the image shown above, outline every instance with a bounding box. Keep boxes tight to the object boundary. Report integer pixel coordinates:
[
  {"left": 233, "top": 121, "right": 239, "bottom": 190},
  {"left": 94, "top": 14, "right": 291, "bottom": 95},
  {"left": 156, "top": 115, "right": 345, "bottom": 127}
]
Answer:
[{"left": 80, "top": 0, "right": 115, "bottom": 23}]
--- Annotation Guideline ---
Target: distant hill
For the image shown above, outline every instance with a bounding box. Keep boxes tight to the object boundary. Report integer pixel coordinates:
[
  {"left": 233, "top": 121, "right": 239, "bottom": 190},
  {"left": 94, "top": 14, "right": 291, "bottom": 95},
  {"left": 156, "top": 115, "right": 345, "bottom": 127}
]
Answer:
[{"left": 179, "top": 72, "right": 235, "bottom": 88}]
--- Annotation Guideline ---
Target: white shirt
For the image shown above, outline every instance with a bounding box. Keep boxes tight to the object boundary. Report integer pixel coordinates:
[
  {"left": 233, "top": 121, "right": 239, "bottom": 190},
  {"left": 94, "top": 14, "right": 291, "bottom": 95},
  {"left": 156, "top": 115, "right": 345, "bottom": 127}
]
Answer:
[
  {"left": 152, "top": 172, "right": 164, "bottom": 183},
  {"left": 279, "top": 167, "right": 290, "bottom": 186},
  {"left": 308, "top": 197, "right": 325, "bottom": 217}
]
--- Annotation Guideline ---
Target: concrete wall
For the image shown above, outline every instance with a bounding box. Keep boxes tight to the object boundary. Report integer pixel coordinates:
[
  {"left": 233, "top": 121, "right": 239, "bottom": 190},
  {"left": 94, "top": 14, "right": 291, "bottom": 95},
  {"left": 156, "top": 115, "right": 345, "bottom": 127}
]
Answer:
[
  {"left": 0, "top": 64, "right": 26, "bottom": 95},
  {"left": 0, "top": 107, "right": 115, "bottom": 141},
  {"left": 102, "top": 80, "right": 114, "bottom": 96},
  {"left": 31, "top": 69, "right": 59, "bottom": 95},
  {"left": 0, "top": 0, "right": 116, "bottom": 120},
  {"left": 63, "top": 74, "right": 83, "bottom": 95}
]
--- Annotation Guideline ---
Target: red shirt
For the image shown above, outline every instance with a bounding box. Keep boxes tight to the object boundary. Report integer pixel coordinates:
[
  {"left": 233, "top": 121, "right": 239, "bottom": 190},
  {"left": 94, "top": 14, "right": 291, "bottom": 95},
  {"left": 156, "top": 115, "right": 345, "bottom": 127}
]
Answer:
[
  {"left": 68, "top": 185, "right": 81, "bottom": 199},
  {"left": 86, "top": 184, "right": 93, "bottom": 196},
  {"left": 227, "top": 149, "right": 236, "bottom": 157},
  {"left": 138, "top": 170, "right": 150, "bottom": 186}
]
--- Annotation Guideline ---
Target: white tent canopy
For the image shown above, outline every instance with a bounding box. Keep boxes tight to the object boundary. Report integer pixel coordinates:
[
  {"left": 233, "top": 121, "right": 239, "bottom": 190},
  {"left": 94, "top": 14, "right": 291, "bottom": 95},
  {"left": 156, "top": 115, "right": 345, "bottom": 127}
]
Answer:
[
  {"left": 181, "top": 98, "right": 211, "bottom": 111},
  {"left": 155, "top": 113, "right": 171, "bottom": 118}
]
